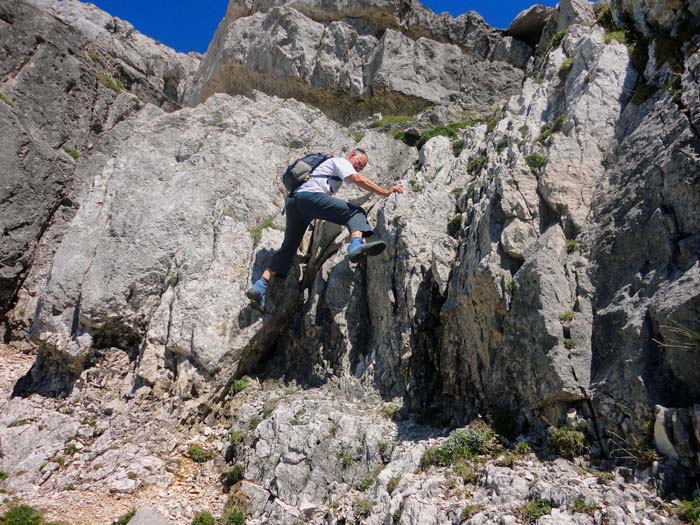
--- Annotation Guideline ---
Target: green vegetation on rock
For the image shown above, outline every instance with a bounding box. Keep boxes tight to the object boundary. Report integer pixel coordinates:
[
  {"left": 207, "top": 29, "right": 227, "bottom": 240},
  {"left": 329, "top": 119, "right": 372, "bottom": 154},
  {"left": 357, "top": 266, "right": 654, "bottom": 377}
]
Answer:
[
  {"left": 98, "top": 73, "right": 125, "bottom": 94},
  {"left": 63, "top": 147, "right": 80, "bottom": 160},
  {"left": 0, "top": 92, "right": 14, "bottom": 108},
  {"left": 551, "top": 427, "right": 586, "bottom": 459},
  {"left": 525, "top": 154, "right": 548, "bottom": 172},
  {"left": 112, "top": 509, "right": 136, "bottom": 525},
  {"left": 191, "top": 512, "right": 216, "bottom": 525},
  {"left": 187, "top": 444, "right": 213, "bottom": 463},
  {"left": 679, "top": 498, "right": 700, "bottom": 524},
  {"left": 519, "top": 499, "right": 552, "bottom": 523},
  {"left": 371, "top": 115, "right": 415, "bottom": 128},
  {"left": 421, "top": 423, "right": 496, "bottom": 469}
]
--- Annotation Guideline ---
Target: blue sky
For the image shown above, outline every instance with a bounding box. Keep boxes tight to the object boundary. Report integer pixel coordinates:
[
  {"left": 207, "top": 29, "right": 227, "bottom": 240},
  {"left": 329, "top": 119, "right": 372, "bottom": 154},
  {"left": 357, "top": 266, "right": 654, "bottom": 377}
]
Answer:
[{"left": 89, "top": 1, "right": 559, "bottom": 54}]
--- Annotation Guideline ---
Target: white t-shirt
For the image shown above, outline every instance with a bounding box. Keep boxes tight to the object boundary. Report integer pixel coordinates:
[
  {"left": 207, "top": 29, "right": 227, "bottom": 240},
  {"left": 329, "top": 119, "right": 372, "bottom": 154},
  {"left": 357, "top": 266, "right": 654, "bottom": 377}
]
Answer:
[{"left": 295, "top": 157, "right": 356, "bottom": 195}]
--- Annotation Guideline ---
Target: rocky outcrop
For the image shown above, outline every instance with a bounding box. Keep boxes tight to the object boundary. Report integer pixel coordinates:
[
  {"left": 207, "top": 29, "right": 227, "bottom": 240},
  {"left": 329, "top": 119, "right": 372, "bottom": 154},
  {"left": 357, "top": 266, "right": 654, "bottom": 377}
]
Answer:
[
  {"left": 0, "top": 0, "right": 199, "bottom": 340},
  {"left": 1, "top": 0, "right": 700, "bottom": 522},
  {"left": 185, "top": 0, "right": 530, "bottom": 121}
]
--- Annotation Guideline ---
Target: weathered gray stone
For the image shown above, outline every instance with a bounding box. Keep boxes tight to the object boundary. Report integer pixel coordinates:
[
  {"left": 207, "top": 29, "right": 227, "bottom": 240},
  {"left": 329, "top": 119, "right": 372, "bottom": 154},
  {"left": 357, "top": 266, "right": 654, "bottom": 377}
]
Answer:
[
  {"left": 654, "top": 406, "right": 679, "bottom": 460},
  {"left": 508, "top": 4, "right": 555, "bottom": 47},
  {"left": 128, "top": 507, "right": 171, "bottom": 525},
  {"left": 186, "top": 1, "right": 526, "bottom": 119},
  {"left": 558, "top": 0, "right": 596, "bottom": 30}
]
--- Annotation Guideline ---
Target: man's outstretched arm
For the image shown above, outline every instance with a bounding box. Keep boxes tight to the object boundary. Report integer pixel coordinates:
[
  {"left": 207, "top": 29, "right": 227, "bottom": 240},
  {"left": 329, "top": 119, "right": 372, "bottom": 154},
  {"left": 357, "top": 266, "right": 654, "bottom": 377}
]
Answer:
[{"left": 346, "top": 173, "right": 403, "bottom": 197}]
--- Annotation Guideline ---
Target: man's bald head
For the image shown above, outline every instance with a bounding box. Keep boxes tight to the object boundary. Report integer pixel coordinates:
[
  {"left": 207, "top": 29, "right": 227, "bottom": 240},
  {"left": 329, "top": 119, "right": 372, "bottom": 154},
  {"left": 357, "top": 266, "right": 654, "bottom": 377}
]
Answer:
[{"left": 346, "top": 149, "right": 368, "bottom": 172}]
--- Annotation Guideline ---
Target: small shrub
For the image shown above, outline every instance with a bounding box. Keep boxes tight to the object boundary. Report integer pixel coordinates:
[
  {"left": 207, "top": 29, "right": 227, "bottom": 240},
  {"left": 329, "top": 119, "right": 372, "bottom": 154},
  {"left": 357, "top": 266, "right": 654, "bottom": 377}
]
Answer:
[
  {"left": 187, "top": 444, "right": 213, "bottom": 463},
  {"left": 54, "top": 456, "right": 65, "bottom": 466},
  {"left": 191, "top": 512, "right": 216, "bottom": 525},
  {"left": 566, "top": 240, "right": 578, "bottom": 253},
  {"left": 454, "top": 459, "right": 479, "bottom": 484},
  {"left": 515, "top": 440, "right": 531, "bottom": 455},
  {"left": 560, "top": 311, "right": 575, "bottom": 322},
  {"left": 220, "top": 507, "right": 246, "bottom": 525},
  {"left": 63, "top": 147, "right": 80, "bottom": 160},
  {"left": 571, "top": 498, "right": 597, "bottom": 516},
  {"left": 97, "top": 73, "right": 125, "bottom": 94},
  {"left": 0, "top": 92, "right": 14, "bottom": 107},
  {"left": 417, "top": 119, "right": 479, "bottom": 148},
  {"left": 564, "top": 338, "right": 577, "bottom": 349},
  {"left": 87, "top": 51, "right": 100, "bottom": 62},
  {"left": 506, "top": 279, "right": 517, "bottom": 296},
  {"left": 371, "top": 115, "right": 415, "bottom": 128},
  {"left": 112, "top": 508, "right": 136, "bottom": 525},
  {"left": 467, "top": 154, "right": 487, "bottom": 175},
  {"left": 0, "top": 471, "right": 7, "bottom": 481},
  {"left": 519, "top": 499, "right": 552, "bottom": 523},
  {"left": 230, "top": 377, "right": 251, "bottom": 396},
  {"left": 596, "top": 6, "right": 615, "bottom": 31},
  {"left": 550, "top": 30, "right": 567, "bottom": 49},
  {"left": 354, "top": 497, "right": 373, "bottom": 518},
  {"left": 496, "top": 137, "right": 508, "bottom": 152},
  {"left": 391, "top": 130, "right": 406, "bottom": 142},
  {"left": 380, "top": 404, "right": 400, "bottom": 419},
  {"left": 351, "top": 132, "right": 363, "bottom": 143},
  {"left": 461, "top": 504, "right": 482, "bottom": 520},
  {"left": 224, "top": 464, "right": 245, "bottom": 487},
  {"left": 525, "top": 154, "right": 548, "bottom": 172},
  {"left": 248, "top": 417, "right": 261, "bottom": 430},
  {"left": 420, "top": 423, "right": 496, "bottom": 469},
  {"left": 450, "top": 187, "right": 463, "bottom": 197},
  {"left": 229, "top": 431, "right": 245, "bottom": 447},
  {"left": 678, "top": 498, "right": 700, "bottom": 524},
  {"left": 604, "top": 30, "right": 627, "bottom": 45},
  {"left": 387, "top": 476, "right": 400, "bottom": 494},
  {"left": 1, "top": 505, "right": 55, "bottom": 525},
  {"left": 558, "top": 57, "right": 574, "bottom": 81},
  {"left": 551, "top": 427, "right": 586, "bottom": 459},
  {"left": 65, "top": 443, "right": 78, "bottom": 456},
  {"left": 592, "top": 470, "right": 615, "bottom": 482},
  {"left": 447, "top": 214, "right": 463, "bottom": 239}
]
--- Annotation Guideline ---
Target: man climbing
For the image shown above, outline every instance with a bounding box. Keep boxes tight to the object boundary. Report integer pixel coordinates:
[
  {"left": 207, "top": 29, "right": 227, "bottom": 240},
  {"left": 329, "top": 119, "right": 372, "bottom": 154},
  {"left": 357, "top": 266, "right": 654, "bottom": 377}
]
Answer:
[{"left": 246, "top": 149, "right": 403, "bottom": 312}]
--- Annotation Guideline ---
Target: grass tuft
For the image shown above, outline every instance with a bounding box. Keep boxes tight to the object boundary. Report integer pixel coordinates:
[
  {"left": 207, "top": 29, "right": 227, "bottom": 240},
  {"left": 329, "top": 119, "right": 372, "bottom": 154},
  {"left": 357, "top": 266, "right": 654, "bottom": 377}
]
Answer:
[
  {"left": 0, "top": 92, "right": 14, "bottom": 108},
  {"left": 187, "top": 444, "right": 213, "bottom": 463},
  {"left": 97, "top": 73, "right": 125, "bottom": 94},
  {"left": 518, "top": 499, "right": 552, "bottom": 523},
  {"left": 250, "top": 217, "right": 284, "bottom": 246},
  {"left": 558, "top": 57, "right": 574, "bottom": 81},
  {"left": 525, "top": 153, "right": 548, "bottom": 172},
  {"left": 679, "top": 498, "right": 700, "bottom": 525},
  {"left": 230, "top": 377, "right": 251, "bottom": 396},
  {"left": 551, "top": 427, "right": 586, "bottom": 459},
  {"left": 191, "top": 512, "right": 216, "bottom": 525},
  {"left": 224, "top": 464, "right": 245, "bottom": 487},
  {"left": 63, "top": 146, "right": 80, "bottom": 160},
  {"left": 421, "top": 423, "right": 496, "bottom": 469},
  {"left": 371, "top": 115, "right": 415, "bottom": 128},
  {"left": 467, "top": 154, "right": 487, "bottom": 175},
  {"left": 112, "top": 509, "right": 136, "bottom": 525}
]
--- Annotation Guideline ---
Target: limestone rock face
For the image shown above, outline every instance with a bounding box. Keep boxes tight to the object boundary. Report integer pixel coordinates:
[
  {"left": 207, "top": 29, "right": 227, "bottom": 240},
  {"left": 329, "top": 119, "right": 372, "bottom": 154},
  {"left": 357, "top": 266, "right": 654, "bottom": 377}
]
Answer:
[
  {"left": 1, "top": 0, "right": 700, "bottom": 521},
  {"left": 0, "top": 0, "right": 199, "bottom": 337},
  {"left": 186, "top": 0, "right": 528, "bottom": 119},
  {"left": 508, "top": 4, "right": 555, "bottom": 47}
]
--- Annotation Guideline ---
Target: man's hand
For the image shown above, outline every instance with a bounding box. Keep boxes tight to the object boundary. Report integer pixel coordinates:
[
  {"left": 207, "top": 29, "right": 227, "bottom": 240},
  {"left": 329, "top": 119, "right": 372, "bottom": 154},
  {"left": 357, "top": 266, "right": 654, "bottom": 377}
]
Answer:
[{"left": 384, "top": 184, "right": 404, "bottom": 197}]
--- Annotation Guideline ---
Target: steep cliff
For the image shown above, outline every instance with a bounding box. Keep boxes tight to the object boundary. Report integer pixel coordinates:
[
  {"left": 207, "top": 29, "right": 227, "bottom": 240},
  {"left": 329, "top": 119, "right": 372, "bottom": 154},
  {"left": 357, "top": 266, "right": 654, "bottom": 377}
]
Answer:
[{"left": 1, "top": 0, "right": 699, "bottom": 524}]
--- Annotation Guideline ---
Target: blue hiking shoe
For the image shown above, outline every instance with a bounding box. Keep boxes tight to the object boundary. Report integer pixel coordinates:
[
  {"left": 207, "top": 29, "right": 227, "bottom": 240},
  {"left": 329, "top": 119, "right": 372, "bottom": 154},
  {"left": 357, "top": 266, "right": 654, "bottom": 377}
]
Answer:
[
  {"left": 246, "top": 278, "right": 267, "bottom": 312},
  {"left": 348, "top": 237, "right": 387, "bottom": 263}
]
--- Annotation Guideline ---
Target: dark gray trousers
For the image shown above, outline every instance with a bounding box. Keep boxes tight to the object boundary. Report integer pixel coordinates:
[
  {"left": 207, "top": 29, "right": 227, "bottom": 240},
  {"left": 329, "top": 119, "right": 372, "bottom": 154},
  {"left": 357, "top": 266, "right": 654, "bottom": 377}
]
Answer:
[{"left": 268, "top": 191, "right": 373, "bottom": 276}]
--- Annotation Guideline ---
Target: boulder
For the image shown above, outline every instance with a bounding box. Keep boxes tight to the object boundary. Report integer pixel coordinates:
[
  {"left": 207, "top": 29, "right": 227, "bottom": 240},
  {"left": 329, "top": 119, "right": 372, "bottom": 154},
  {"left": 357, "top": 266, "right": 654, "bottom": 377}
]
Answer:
[
  {"left": 508, "top": 4, "right": 555, "bottom": 47},
  {"left": 128, "top": 508, "right": 171, "bottom": 525}
]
